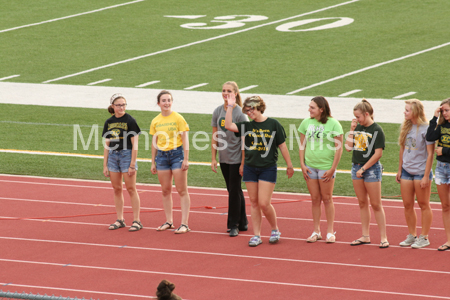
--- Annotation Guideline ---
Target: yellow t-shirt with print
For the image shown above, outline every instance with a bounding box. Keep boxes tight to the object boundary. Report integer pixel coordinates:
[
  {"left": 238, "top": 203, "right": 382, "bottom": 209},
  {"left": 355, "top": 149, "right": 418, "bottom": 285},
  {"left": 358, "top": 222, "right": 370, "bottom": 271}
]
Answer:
[{"left": 150, "top": 111, "right": 189, "bottom": 151}]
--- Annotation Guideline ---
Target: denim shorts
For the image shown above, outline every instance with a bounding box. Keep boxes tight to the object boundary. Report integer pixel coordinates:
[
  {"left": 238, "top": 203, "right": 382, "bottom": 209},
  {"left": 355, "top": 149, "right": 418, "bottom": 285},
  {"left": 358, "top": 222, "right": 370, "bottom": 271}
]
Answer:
[
  {"left": 401, "top": 168, "right": 433, "bottom": 181},
  {"left": 155, "top": 147, "right": 184, "bottom": 171},
  {"left": 108, "top": 149, "right": 137, "bottom": 173},
  {"left": 435, "top": 161, "right": 450, "bottom": 185},
  {"left": 351, "top": 161, "right": 382, "bottom": 182},
  {"left": 243, "top": 165, "right": 277, "bottom": 184},
  {"left": 305, "top": 164, "right": 336, "bottom": 180}
]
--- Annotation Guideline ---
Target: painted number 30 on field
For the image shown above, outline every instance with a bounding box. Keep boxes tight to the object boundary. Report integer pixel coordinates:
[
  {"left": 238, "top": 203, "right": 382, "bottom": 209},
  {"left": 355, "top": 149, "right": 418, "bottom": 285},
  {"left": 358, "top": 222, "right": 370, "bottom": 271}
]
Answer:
[{"left": 164, "top": 15, "right": 354, "bottom": 32}]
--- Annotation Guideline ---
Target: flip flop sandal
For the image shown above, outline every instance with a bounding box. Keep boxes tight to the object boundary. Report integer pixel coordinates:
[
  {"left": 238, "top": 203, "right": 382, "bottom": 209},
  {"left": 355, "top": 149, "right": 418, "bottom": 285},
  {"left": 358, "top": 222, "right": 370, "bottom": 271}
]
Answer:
[
  {"left": 174, "top": 224, "right": 191, "bottom": 234},
  {"left": 326, "top": 232, "right": 336, "bottom": 243},
  {"left": 306, "top": 232, "right": 322, "bottom": 243},
  {"left": 350, "top": 235, "right": 370, "bottom": 246},
  {"left": 109, "top": 219, "right": 125, "bottom": 230},
  {"left": 129, "top": 220, "right": 143, "bottom": 232},
  {"left": 157, "top": 222, "right": 174, "bottom": 231},
  {"left": 438, "top": 244, "right": 450, "bottom": 251},
  {"left": 379, "top": 241, "right": 390, "bottom": 248}
]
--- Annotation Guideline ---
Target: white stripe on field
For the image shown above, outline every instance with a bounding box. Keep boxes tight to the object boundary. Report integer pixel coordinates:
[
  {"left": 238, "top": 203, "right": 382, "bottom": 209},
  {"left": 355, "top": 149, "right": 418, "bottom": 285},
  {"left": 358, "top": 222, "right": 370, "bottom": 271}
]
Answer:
[
  {"left": 0, "top": 121, "right": 93, "bottom": 127},
  {"left": 87, "top": 78, "right": 111, "bottom": 86},
  {"left": 393, "top": 92, "right": 417, "bottom": 99},
  {"left": 42, "top": 0, "right": 359, "bottom": 83},
  {"left": 0, "top": 148, "right": 397, "bottom": 176},
  {"left": 0, "top": 75, "right": 20, "bottom": 81},
  {"left": 135, "top": 80, "right": 160, "bottom": 87},
  {"left": 0, "top": 0, "right": 145, "bottom": 34},
  {"left": 287, "top": 41, "right": 450, "bottom": 94},
  {"left": 339, "top": 89, "right": 362, "bottom": 97},
  {"left": 240, "top": 85, "right": 259, "bottom": 92},
  {"left": 184, "top": 83, "right": 209, "bottom": 90}
]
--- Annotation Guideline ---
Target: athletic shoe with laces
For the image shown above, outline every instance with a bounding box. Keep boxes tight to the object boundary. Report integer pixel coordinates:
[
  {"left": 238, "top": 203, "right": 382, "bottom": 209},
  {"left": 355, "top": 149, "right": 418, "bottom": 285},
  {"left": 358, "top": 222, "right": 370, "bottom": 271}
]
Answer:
[
  {"left": 269, "top": 230, "right": 281, "bottom": 244},
  {"left": 411, "top": 235, "right": 430, "bottom": 249},
  {"left": 249, "top": 236, "right": 262, "bottom": 247},
  {"left": 399, "top": 234, "right": 416, "bottom": 247}
]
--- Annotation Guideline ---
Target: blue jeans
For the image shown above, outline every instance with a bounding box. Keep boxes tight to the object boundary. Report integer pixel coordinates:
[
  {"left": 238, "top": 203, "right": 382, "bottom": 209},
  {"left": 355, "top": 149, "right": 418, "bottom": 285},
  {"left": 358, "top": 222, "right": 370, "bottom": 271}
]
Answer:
[
  {"left": 155, "top": 147, "right": 184, "bottom": 171},
  {"left": 243, "top": 165, "right": 277, "bottom": 184},
  {"left": 435, "top": 161, "right": 450, "bottom": 185},
  {"left": 351, "top": 162, "right": 382, "bottom": 182},
  {"left": 108, "top": 149, "right": 137, "bottom": 173},
  {"left": 401, "top": 168, "right": 433, "bottom": 181}
]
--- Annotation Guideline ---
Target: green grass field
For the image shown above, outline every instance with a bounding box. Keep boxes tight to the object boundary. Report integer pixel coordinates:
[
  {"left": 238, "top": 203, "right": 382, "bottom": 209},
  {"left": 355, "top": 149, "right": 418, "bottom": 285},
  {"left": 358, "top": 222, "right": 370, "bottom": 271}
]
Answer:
[
  {"left": 1, "top": 0, "right": 447, "bottom": 200},
  {"left": 0, "top": 103, "right": 440, "bottom": 200}
]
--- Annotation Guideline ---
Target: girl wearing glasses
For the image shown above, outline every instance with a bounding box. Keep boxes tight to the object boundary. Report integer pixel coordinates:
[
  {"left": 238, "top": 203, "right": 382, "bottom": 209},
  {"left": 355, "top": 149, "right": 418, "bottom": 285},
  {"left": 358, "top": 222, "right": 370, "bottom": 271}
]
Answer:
[
  {"left": 225, "top": 95, "right": 294, "bottom": 247},
  {"left": 103, "top": 93, "right": 143, "bottom": 232},
  {"left": 211, "top": 81, "right": 248, "bottom": 237},
  {"left": 150, "top": 90, "right": 191, "bottom": 234}
]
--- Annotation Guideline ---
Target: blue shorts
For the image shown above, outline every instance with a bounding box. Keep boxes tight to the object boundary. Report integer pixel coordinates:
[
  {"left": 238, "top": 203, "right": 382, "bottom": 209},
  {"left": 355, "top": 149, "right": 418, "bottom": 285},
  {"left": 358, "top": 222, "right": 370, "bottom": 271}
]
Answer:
[
  {"left": 243, "top": 165, "right": 277, "bottom": 184},
  {"left": 401, "top": 168, "right": 433, "bottom": 181},
  {"left": 435, "top": 161, "right": 450, "bottom": 185},
  {"left": 108, "top": 149, "right": 137, "bottom": 173},
  {"left": 155, "top": 147, "right": 184, "bottom": 171},
  {"left": 351, "top": 162, "right": 382, "bottom": 182},
  {"left": 305, "top": 164, "right": 336, "bottom": 180}
]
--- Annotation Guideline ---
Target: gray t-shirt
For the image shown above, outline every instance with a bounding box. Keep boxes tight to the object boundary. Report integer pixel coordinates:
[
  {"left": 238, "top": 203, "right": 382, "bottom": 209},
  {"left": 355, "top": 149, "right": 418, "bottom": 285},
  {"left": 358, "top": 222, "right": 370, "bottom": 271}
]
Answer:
[
  {"left": 211, "top": 105, "right": 248, "bottom": 164},
  {"left": 402, "top": 124, "right": 434, "bottom": 175}
]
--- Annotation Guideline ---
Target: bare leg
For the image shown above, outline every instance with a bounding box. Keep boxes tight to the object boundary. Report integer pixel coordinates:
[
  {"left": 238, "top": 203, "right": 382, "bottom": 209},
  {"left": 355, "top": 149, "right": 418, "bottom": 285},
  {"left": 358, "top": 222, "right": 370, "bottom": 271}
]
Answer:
[{"left": 173, "top": 169, "right": 190, "bottom": 226}]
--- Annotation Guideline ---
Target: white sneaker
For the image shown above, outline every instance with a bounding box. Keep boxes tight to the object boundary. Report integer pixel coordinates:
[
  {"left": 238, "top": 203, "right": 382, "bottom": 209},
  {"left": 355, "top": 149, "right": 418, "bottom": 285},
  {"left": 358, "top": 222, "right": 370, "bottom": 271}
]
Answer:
[
  {"left": 411, "top": 235, "right": 430, "bottom": 249},
  {"left": 399, "top": 234, "right": 416, "bottom": 247}
]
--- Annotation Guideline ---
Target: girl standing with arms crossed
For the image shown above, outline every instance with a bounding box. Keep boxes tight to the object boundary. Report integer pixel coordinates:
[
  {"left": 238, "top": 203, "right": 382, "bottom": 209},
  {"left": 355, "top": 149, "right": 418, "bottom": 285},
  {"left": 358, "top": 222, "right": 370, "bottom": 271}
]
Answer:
[
  {"left": 150, "top": 90, "right": 191, "bottom": 234},
  {"left": 426, "top": 98, "right": 450, "bottom": 251},
  {"left": 103, "top": 93, "right": 143, "bottom": 232},
  {"left": 345, "top": 99, "right": 389, "bottom": 248},
  {"left": 225, "top": 95, "right": 294, "bottom": 247},
  {"left": 299, "top": 96, "right": 343, "bottom": 243},
  {"left": 211, "top": 81, "right": 248, "bottom": 237},
  {"left": 396, "top": 99, "right": 434, "bottom": 248}
]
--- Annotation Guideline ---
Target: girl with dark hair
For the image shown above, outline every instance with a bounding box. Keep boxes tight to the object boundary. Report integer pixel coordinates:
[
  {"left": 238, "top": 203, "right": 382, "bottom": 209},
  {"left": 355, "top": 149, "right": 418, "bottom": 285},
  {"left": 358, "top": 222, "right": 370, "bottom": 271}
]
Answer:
[
  {"left": 345, "top": 99, "right": 388, "bottom": 248},
  {"left": 103, "top": 93, "right": 142, "bottom": 232},
  {"left": 156, "top": 280, "right": 182, "bottom": 300},
  {"left": 225, "top": 95, "right": 294, "bottom": 247},
  {"left": 397, "top": 99, "right": 434, "bottom": 248},
  {"left": 211, "top": 81, "right": 248, "bottom": 237},
  {"left": 150, "top": 90, "right": 191, "bottom": 234},
  {"left": 426, "top": 98, "right": 450, "bottom": 251},
  {"left": 298, "top": 96, "right": 343, "bottom": 243}
]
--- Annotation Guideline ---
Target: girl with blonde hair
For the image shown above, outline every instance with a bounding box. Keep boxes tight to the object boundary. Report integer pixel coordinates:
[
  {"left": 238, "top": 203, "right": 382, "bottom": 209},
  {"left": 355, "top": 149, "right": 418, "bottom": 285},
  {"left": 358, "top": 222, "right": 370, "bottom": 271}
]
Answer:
[
  {"left": 396, "top": 99, "right": 434, "bottom": 248},
  {"left": 345, "top": 99, "right": 389, "bottom": 248}
]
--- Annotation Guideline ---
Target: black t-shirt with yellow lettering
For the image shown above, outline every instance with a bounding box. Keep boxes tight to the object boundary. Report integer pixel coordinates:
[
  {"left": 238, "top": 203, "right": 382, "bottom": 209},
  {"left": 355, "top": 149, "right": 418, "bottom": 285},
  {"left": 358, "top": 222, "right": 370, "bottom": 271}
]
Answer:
[
  {"left": 102, "top": 113, "right": 141, "bottom": 151},
  {"left": 426, "top": 116, "right": 450, "bottom": 163},
  {"left": 235, "top": 118, "right": 286, "bottom": 168}
]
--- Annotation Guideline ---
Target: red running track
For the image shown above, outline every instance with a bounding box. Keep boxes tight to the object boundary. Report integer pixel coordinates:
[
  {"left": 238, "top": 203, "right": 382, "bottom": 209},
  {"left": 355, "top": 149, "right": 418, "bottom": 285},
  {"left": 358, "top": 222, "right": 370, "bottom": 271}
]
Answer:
[{"left": 0, "top": 174, "right": 449, "bottom": 300}]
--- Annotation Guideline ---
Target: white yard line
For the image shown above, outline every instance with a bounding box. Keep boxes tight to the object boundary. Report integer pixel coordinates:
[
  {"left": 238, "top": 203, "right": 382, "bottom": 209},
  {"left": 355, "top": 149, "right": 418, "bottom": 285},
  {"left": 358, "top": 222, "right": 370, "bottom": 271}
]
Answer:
[
  {"left": 239, "top": 85, "right": 259, "bottom": 92},
  {"left": 86, "top": 78, "right": 111, "bottom": 86},
  {"left": 287, "top": 41, "right": 450, "bottom": 94},
  {"left": 393, "top": 91, "right": 417, "bottom": 99},
  {"left": 42, "top": 0, "right": 359, "bottom": 84},
  {"left": 339, "top": 89, "right": 362, "bottom": 97},
  {"left": 0, "top": 75, "right": 20, "bottom": 81},
  {"left": 0, "top": 0, "right": 145, "bottom": 34},
  {"left": 184, "top": 83, "right": 209, "bottom": 90},
  {"left": 135, "top": 80, "right": 160, "bottom": 87}
]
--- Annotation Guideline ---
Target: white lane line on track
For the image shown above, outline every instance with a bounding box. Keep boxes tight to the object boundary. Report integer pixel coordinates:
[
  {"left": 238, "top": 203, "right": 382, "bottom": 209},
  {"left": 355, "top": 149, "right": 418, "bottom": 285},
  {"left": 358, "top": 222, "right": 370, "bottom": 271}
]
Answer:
[
  {"left": 1, "top": 249, "right": 450, "bottom": 299},
  {"left": 0, "top": 0, "right": 145, "bottom": 34},
  {"left": 287, "top": 41, "right": 450, "bottom": 94},
  {"left": 42, "top": 0, "right": 359, "bottom": 83},
  {"left": 0, "top": 282, "right": 153, "bottom": 299}
]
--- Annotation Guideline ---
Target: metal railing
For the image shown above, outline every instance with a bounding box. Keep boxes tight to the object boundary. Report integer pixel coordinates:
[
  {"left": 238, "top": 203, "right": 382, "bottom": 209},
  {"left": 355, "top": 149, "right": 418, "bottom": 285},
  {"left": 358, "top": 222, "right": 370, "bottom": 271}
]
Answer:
[{"left": 0, "top": 290, "right": 100, "bottom": 300}]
